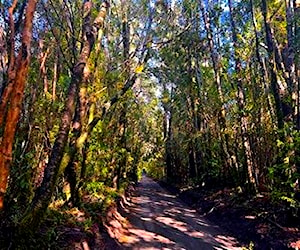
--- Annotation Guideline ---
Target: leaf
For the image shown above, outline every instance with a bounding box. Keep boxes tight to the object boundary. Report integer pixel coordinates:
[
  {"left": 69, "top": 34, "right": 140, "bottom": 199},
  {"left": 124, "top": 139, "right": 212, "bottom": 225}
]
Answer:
[
  {"left": 45, "top": 91, "right": 53, "bottom": 100},
  {"left": 135, "top": 64, "right": 144, "bottom": 73},
  {"left": 116, "top": 81, "right": 123, "bottom": 90},
  {"left": 284, "top": 157, "right": 289, "bottom": 164},
  {"left": 88, "top": 103, "right": 95, "bottom": 124},
  {"left": 276, "top": 139, "right": 284, "bottom": 147}
]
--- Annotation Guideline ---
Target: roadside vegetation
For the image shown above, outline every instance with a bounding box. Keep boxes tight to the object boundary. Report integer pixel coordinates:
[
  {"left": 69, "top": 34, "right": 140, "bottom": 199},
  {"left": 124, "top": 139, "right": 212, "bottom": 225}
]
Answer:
[{"left": 0, "top": 0, "right": 299, "bottom": 249}]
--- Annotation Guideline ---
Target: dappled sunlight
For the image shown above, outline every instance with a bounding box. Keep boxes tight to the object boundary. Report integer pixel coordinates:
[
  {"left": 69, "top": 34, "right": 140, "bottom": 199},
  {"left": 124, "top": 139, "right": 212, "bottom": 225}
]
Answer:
[
  {"left": 163, "top": 207, "right": 211, "bottom": 228},
  {"left": 164, "top": 208, "right": 182, "bottom": 214},
  {"left": 189, "top": 231, "right": 205, "bottom": 238},
  {"left": 1, "top": 1, "right": 296, "bottom": 249},
  {"left": 141, "top": 217, "right": 152, "bottom": 221},
  {"left": 156, "top": 216, "right": 189, "bottom": 232},
  {"left": 213, "top": 235, "right": 242, "bottom": 250},
  {"left": 156, "top": 192, "right": 177, "bottom": 198},
  {"left": 135, "top": 196, "right": 152, "bottom": 204},
  {"left": 128, "top": 228, "right": 175, "bottom": 245},
  {"left": 119, "top": 201, "right": 130, "bottom": 213},
  {"left": 193, "top": 218, "right": 211, "bottom": 227},
  {"left": 121, "top": 194, "right": 133, "bottom": 207},
  {"left": 64, "top": 207, "right": 87, "bottom": 223},
  {"left": 105, "top": 176, "right": 243, "bottom": 249}
]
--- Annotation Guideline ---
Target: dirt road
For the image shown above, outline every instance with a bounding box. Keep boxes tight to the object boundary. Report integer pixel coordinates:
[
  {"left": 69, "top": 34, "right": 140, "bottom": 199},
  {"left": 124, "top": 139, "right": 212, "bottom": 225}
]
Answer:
[{"left": 106, "top": 176, "right": 242, "bottom": 249}]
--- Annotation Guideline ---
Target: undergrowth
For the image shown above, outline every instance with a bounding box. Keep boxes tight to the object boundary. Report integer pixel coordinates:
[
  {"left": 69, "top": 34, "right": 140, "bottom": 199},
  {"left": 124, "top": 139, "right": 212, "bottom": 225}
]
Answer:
[{"left": 0, "top": 181, "right": 130, "bottom": 250}]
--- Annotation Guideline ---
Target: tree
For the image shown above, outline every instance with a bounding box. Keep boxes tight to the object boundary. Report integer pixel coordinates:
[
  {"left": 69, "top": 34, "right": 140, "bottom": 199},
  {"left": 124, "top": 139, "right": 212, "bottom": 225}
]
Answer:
[{"left": 0, "top": 0, "right": 38, "bottom": 210}]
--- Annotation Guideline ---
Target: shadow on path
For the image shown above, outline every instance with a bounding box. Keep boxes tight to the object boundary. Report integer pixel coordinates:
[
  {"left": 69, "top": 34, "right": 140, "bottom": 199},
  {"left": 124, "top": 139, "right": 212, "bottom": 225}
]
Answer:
[{"left": 105, "top": 176, "right": 242, "bottom": 250}]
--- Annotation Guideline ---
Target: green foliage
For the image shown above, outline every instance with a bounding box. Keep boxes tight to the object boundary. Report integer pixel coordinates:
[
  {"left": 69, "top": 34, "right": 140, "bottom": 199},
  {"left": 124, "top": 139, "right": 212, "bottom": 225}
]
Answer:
[
  {"left": 1, "top": 0, "right": 299, "bottom": 248},
  {"left": 86, "top": 181, "right": 105, "bottom": 198},
  {"left": 269, "top": 127, "right": 300, "bottom": 195},
  {"left": 141, "top": 152, "right": 165, "bottom": 180}
]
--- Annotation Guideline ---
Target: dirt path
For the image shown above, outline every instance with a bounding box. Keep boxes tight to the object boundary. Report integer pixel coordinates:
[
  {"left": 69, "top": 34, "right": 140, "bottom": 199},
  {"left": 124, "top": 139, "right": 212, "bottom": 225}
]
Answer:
[{"left": 105, "top": 176, "right": 243, "bottom": 250}]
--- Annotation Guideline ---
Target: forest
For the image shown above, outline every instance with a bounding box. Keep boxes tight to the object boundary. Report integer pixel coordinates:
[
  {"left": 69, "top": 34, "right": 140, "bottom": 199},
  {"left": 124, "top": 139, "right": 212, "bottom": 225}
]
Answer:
[{"left": 0, "top": 0, "right": 299, "bottom": 249}]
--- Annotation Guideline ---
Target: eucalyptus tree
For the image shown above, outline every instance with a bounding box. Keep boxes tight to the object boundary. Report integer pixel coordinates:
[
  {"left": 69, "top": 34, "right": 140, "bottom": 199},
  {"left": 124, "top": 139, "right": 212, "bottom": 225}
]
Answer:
[
  {"left": 0, "top": 0, "right": 299, "bottom": 242},
  {"left": 0, "top": 0, "right": 38, "bottom": 211}
]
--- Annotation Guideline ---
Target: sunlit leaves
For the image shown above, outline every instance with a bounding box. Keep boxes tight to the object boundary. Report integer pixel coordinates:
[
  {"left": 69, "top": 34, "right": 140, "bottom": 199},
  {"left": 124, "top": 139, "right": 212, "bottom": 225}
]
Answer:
[{"left": 135, "top": 64, "right": 144, "bottom": 74}]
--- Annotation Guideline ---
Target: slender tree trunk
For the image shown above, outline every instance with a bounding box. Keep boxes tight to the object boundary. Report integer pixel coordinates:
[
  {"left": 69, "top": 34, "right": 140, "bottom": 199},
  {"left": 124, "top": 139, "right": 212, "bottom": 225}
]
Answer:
[
  {"left": 198, "top": 0, "right": 223, "bottom": 105},
  {"left": 261, "top": 0, "right": 284, "bottom": 129},
  {"left": 52, "top": 50, "right": 59, "bottom": 101},
  {"left": 293, "top": 0, "right": 300, "bottom": 180},
  {"left": 250, "top": 0, "right": 275, "bottom": 122},
  {"left": 121, "top": 0, "right": 130, "bottom": 70},
  {"left": 63, "top": 1, "right": 152, "bottom": 203},
  {"left": 293, "top": 0, "right": 300, "bottom": 130},
  {"left": 65, "top": 0, "right": 128, "bottom": 204},
  {"left": 113, "top": 1, "right": 130, "bottom": 189},
  {"left": 186, "top": 54, "right": 199, "bottom": 180},
  {"left": 0, "top": 0, "right": 38, "bottom": 211},
  {"left": 163, "top": 85, "right": 174, "bottom": 181},
  {"left": 199, "top": 0, "right": 232, "bottom": 178},
  {"left": 0, "top": 26, "right": 7, "bottom": 96},
  {"left": 38, "top": 40, "right": 50, "bottom": 94},
  {"left": 0, "top": 0, "right": 18, "bottom": 129},
  {"left": 228, "top": 0, "right": 257, "bottom": 191}
]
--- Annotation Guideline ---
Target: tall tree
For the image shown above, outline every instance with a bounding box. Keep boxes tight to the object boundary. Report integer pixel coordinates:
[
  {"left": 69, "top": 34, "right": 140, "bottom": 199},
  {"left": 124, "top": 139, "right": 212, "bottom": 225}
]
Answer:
[
  {"left": 261, "top": 0, "right": 284, "bottom": 129},
  {"left": 228, "top": 0, "right": 257, "bottom": 191},
  {"left": 0, "top": 0, "right": 38, "bottom": 210}
]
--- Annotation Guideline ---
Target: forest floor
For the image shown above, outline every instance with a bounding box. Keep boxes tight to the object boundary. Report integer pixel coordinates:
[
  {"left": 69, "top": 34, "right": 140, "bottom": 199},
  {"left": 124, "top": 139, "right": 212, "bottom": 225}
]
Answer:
[{"left": 158, "top": 180, "right": 300, "bottom": 250}]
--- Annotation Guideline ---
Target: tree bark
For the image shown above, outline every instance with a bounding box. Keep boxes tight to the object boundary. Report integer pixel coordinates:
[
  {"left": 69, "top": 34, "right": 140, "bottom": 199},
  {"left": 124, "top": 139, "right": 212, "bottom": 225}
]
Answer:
[
  {"left": 250, "top": 0, "right": 275, "bottom": 122},
  {"left": 0, "top": 0, "right": 18, "bottom": 129},
  {"left": 291, "top": 0, "right": 300, "bottom": 130},
  {"left": 261, "top": 0, "right": 284, "bottom": 129},
  {"left": 0, "top": 0, "right": 38, "bottom": 211}
]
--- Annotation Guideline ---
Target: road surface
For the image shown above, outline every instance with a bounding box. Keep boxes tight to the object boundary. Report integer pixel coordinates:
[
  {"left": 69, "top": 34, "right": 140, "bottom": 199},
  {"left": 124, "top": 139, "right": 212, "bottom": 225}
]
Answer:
[{"left": 106, "top": 176, "right": 242, "bottom": 250}]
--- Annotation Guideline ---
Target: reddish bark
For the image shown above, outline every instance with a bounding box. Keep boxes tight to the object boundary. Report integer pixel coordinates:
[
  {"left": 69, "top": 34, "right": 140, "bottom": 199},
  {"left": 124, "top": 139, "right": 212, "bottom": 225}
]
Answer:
[
  {"left": 0, "top": 0, "right": 38, "bottom": 210},
  {"left": 0, "top": 0, "right": 18, "bottom": 128}
]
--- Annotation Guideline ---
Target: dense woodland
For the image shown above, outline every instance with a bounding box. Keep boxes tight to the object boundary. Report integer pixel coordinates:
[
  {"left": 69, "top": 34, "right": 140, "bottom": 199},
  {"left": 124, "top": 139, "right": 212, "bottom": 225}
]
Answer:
[{"left": 0, "top": 0, "right": 299, "bottom": 248}]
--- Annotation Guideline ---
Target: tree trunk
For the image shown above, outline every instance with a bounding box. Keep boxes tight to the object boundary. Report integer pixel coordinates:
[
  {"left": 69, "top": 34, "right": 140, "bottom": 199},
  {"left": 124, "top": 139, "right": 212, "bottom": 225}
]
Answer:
[
  {"left": 250, "top": 0, "right": 275, "bottom": 123},
  {"left": 0, "top": 0, "right": 18, "bottom": 129},
  {"left": 38, "top": 40, "right": 50, "bottom": 94},
  {"left": 0, "top": 0, "right": 38, "bottom": 211},
  {"left": 199, "top": 0, "right": 232, "bottom": 177},
  {"left": 228, "top": 0, "right": 257, "bottom": 192},
  {"left": 0, "top": 26, "right": 7, "bottom": 96},
  {"left": 52, "top": 50, "right": 59, "bottom": 101},
  {"left": 293, "top": 0, "right": 300, "bottom": 130},
  {"left": 261, "top": 0, "right": 284, "bottom": 129}
]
